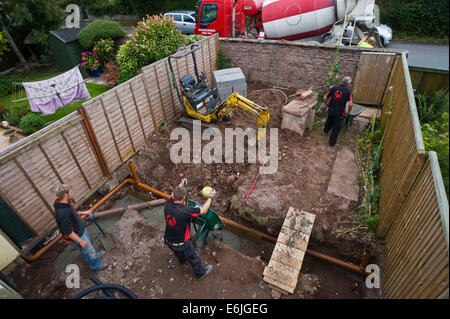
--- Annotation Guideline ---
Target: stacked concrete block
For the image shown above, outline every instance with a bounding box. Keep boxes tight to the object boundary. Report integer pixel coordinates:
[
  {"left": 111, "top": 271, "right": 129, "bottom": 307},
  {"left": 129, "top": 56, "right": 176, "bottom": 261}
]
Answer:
[
  {"left": 213, "top": 68, "right": 247, "bottom": 101},
  {"left": 281, "top": 92, "right": 318, "bottom": 136}
]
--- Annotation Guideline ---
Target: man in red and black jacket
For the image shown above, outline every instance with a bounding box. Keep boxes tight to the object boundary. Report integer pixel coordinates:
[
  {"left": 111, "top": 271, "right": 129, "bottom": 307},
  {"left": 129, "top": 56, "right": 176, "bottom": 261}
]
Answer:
[
  {"left": 323, "top": 76, "right": 353, "bottom": 147},
  {"left": 164, "top": 178, "right": 214, "bottom": 279}
]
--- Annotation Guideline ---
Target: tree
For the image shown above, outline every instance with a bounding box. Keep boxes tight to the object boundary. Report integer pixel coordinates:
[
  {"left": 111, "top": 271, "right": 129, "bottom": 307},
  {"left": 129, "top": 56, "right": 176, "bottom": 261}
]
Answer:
[{"left": 0, "top": 0, "right": 64, "bottom": 69}]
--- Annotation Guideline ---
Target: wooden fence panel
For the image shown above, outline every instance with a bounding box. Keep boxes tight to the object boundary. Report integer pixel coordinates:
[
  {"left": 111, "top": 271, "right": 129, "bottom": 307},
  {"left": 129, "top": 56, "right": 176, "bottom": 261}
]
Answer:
[
  {"left": 62, "top": 121, "right": 104, "bottom": 190},
  {"left": 142, "top": 65, "right": 167, "bottom": 127},
  {"left": 384, "top": 159, "right": 449, "bottom": 299},
  {"left": 377, "top": 53, "right": 427, "bottom": 237},
  {"left": 0, "top": 160, "right": 54, "bottom": 235},
  {"left": 0, "top": 113, "right": 105, "bottom": 236},
  {"left": 353, "top": 52, "right": 396, "bottom": 105},
  {"left": 129, "top": 75, "right": 156, "bottom": 137},
  {"left": 409, "top": 67, "right": 449, "bottom": 95},
  {"left": 82, "top": 98, "right": 122, "bottom": 173}
]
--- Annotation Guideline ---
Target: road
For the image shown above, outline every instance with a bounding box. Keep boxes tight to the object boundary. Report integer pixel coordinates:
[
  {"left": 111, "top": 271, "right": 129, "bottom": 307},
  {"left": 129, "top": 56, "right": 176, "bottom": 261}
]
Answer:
[{"left": 385, "top": 41, "right": 449, "bottom": 70}]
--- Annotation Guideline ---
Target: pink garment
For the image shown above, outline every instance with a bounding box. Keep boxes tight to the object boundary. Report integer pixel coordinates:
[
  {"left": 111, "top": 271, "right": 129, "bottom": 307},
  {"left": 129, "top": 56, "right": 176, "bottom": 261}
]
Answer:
[{"left": 23, "top": 67, "right": 91, "bottom": 115}]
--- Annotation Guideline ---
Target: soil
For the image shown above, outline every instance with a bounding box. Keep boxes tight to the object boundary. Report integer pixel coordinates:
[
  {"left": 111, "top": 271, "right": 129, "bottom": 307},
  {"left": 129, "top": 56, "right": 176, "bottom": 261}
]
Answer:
[{"left": 7, "top": 80, "right": 384, "bottom": 299}]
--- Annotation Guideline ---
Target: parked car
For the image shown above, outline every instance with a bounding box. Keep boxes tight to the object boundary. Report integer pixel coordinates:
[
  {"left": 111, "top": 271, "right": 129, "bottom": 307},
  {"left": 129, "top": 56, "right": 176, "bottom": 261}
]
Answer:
[
  {"left": 321, "top": 21, "right": 393, "bottom": 47},
  {"left": 164, "top": 10, "right": 197, "bottom": 34}
]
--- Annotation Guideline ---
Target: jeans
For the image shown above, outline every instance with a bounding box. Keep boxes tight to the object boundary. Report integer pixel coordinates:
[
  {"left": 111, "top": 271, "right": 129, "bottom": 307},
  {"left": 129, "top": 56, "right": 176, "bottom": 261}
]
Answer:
[
  {"left": 71, "top": 230, "right": 103, "bottom": 270},
  {"left": 165, "top": 239, "right": 206, "bottom": 277}
]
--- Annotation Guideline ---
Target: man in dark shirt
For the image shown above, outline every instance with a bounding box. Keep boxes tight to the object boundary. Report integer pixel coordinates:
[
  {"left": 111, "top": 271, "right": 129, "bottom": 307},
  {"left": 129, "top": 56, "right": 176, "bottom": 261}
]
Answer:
[
  {"left": 54, "top": 184, "right": 107, "bottom": 271},
  {"left": 323, "top": 76, "right": 353, "bottom": 146},
  {"left": 164, "top": 178, "right": 214, "bottom": 279}
]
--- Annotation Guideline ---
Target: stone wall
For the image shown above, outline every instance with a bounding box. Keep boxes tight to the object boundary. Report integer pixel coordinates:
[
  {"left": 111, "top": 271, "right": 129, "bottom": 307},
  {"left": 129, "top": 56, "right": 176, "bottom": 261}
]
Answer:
[{"left": 218, "top": 38, "right": 363, "bottom": 89}]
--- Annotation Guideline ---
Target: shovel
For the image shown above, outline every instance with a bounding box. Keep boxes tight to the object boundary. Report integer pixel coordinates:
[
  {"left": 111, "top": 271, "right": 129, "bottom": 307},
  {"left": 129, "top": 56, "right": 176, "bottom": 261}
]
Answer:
[
  {"left": 87, "top": 215, "right": 116, "bottom": 251},
  {"left": 242, "top": 158, "right": 268, "bottom": 206}
]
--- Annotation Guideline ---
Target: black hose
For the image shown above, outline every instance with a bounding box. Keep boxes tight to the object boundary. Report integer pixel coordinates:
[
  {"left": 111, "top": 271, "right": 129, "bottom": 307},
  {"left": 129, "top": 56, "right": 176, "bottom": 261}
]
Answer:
[
  {"left": 89, "top": 275, "right": 115, "bottom": 299},
  {"left": 74, "top": 284, "right": 138, "bottom": 299}
]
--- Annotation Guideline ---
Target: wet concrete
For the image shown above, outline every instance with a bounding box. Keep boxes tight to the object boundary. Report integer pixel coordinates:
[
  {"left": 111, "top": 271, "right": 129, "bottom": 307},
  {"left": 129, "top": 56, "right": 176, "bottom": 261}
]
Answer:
[{"left": 54, "top": 194, "right": 246, "bottom": 274}]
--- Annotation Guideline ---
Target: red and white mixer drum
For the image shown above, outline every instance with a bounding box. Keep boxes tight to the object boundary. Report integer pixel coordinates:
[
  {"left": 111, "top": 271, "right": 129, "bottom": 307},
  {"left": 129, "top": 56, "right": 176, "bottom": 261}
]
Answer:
[{"left": 261, "top": 0, "right": 336, "bottom": 40}]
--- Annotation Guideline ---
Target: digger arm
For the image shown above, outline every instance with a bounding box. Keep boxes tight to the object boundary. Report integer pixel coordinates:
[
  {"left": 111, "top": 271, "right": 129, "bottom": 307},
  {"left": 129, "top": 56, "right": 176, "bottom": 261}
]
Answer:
[{"left": 214, "top": 92, "right": 270, "bottom": 141}]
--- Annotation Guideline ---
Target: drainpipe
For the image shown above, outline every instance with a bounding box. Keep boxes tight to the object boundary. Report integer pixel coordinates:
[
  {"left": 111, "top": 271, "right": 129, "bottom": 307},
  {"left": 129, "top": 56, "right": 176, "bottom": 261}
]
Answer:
[
  {"left": 232, "top": 0, "right": 238, "bottom": 38},
  {"left": 93, "top": 199, "right": 166, "bottom": 218}
]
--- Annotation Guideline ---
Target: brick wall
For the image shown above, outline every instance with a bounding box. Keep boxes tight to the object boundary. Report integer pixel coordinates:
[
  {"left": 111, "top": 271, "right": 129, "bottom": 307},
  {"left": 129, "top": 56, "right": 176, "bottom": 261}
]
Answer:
[{"left": 218, "top": 38, "right": 362, "bottom": 90}]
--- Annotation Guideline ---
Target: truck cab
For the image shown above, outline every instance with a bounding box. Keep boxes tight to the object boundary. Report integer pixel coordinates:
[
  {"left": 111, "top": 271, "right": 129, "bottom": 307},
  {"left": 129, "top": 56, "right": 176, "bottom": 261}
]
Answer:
[{"left": 194, "top": 0, "right": 245, "bottom": 37}]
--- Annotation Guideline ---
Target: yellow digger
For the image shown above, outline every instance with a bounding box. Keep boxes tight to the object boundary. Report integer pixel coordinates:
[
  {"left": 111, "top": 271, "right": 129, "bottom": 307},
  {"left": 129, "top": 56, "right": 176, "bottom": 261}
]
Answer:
[{"left": 168, "top": 44, "right": 270, "bottom": 141}]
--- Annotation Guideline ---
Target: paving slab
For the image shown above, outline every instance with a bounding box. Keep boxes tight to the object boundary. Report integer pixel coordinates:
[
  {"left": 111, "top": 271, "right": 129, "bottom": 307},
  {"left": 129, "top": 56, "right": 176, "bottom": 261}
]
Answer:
[{"left": 327, "top": 147, "right": 360, "bottom": 202}]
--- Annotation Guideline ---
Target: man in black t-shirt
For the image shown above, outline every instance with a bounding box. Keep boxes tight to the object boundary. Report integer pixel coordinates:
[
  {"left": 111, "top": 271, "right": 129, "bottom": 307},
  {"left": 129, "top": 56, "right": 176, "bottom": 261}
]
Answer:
[
  {"left": 54, "top": 184, "right": 107, "bottom": 271},
  {"left": 164, "top": 178, "right": 215, "bottom": 279},
  {"left": 323, "top": 76, "right": 353, "bottom": 146}
]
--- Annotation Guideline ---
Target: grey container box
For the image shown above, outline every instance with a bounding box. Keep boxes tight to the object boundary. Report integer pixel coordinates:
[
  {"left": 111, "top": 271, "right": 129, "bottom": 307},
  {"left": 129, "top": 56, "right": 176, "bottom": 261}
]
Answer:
[{"left": 214, "top": 68, "right": 247, "bottom": 100}]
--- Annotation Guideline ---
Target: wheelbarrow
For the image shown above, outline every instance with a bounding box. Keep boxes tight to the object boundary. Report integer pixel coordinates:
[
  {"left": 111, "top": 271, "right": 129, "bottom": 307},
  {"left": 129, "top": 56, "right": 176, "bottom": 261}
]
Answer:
[
  {"left": 183, "top": 183, "right": 224, "bottom": 246},
  {"left": 345, "top": 103, "right": 365, "bottom": 129},
  {"left": 188, "top": 199, "right": 224, "bottom": 246}
]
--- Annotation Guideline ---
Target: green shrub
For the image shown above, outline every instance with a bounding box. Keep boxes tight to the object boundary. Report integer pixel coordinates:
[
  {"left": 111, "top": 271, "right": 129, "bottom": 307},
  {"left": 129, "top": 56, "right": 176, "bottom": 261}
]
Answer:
[
  {"left": 8, "top": 103, "right": 32, "bottom": 118},
  {"left": 0, "top": 31, "right": 8, "bottom": 62},
  {"left": 117, "top": 68, "right": 137, "bottom": 84},
  {"left": 116, "top": 15, "right": 184, "bottom": 81},
  {"left": 116, "top": 40, "right": 139, "bottom": 82},
  {"left": 78, "top": 20, "right": 127, "bottom": 48},
  {"left": 416, "top": 88, "right": 449, "bottom": 124},
  {"left": 0, "top": 75, "right": 22, "bottom": 98},
  {"left": 422, "top": 112, "right": 449, "bottom": 197},
  {"left": 216, "top": 49, "right": 231, "bottom": 70},
  {"left": 56, "top": 0, "right": 134, "bottom": 16},
  {"left": 4, "top": 112, "right": 20, "bottom": 126},
  {"left": 379, "top": 0, "right": 449, "bottom": 38},
  {"left": 93, "top": 38, "right": 116, "bottom": 65},
  {"left": 19, "top": 113, "right": 45, "bottom": 135},
  {"left": 0, "top": 107, "right": 9, "bottom": 120},
  {"left": 183, "top": 35, "right": 206, "bottom": 46}
]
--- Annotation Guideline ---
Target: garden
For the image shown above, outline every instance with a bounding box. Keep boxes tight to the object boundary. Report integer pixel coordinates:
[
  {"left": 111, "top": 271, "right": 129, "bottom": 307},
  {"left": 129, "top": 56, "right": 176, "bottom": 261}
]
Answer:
[{"left": 0, "top": 8, "right": 205, "bottom": 141}]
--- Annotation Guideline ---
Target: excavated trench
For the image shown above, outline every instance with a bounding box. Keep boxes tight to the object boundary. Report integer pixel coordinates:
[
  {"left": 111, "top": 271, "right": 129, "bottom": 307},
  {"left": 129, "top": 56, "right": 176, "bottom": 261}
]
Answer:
[{"left": 7, "top": 81, "right": 383, "bottom": 299}]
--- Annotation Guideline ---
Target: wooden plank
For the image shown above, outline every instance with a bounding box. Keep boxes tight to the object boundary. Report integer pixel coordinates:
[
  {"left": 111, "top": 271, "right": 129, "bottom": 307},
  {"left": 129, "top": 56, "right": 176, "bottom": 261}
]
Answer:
[
  {"left": 284, "top": 207, "right": 316, "bottom": 234},
  {"left": 270, "top": 242, "right": 305, "bottom": 269},
  {"left": 263, "top": 275, "right": 294, "bottom": 294},
  {"left": 263, "top": 259, "right": 299, "bottom": 290},
  {"left": 277, "top": 226, "right": 310, "bottom": 252}
]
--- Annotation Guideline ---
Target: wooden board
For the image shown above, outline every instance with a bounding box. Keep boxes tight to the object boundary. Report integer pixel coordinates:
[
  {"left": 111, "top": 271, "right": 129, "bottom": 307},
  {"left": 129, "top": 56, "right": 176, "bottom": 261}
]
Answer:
[
  {"left": 263, "top": 207, "right": 316, "bottom": 294},
  {"left": 270, "top": 242, "right": 305, "bottom": 269}
]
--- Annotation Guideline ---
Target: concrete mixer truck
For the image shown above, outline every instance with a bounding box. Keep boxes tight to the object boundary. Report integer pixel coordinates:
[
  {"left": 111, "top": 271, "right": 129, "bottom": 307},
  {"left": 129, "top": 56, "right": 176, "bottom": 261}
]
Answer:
[{"left": 194, "top": 0, "right": 392, "bottom": 47}]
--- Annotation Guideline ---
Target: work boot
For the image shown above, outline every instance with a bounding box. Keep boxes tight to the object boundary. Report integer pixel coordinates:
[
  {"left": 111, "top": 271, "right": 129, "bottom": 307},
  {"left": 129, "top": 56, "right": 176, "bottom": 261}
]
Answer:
[
  {"left": 198, "top": 265, "right": 212, "bottom": 279},
  {"left": 93, "top": 263, "right": 109, "bottom": 271}
]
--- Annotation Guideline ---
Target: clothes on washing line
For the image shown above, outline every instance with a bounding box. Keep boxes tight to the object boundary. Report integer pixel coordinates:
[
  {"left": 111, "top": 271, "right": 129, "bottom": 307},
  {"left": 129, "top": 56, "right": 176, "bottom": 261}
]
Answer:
[{"left": 22, "top": 66, "right": 91, "bottom": 115}]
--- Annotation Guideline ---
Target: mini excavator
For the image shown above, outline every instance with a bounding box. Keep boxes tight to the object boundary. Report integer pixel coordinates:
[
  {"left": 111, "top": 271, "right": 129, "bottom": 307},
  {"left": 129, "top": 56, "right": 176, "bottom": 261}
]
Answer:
[{"left": 168, "top": 44, "right": 270, "bottom": 141}]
